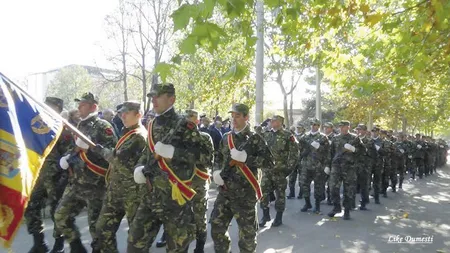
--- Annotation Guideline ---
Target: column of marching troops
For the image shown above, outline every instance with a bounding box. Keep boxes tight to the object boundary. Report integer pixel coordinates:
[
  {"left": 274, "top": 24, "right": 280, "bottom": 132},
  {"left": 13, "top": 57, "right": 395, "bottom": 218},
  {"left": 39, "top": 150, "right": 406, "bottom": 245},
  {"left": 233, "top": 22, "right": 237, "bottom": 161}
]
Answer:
[{"left": 24, "top": 82, "right": 448, "bottom": 253}]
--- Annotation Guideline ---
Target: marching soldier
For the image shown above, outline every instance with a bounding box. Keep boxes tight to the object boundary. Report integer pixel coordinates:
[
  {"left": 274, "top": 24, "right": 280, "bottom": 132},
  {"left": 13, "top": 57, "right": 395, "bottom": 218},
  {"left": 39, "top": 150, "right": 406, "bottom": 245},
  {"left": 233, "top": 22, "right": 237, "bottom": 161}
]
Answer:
[
  {"left": 211, "top": 103, "right": 273, "bottom": 253},
  {"left": 128, "top": 83, "right": 202, "bottom": 253},
  {"left": 55, "top": 92, "right": 117, "bottom": 253},
  {"left": 394, "top": 133, "right": 407, "bottom": 189},
  {"left": 259, "top": 115, "right": 299, "bottom": 227},
  {"left": 412, "top": 133, "right": 426, "bottom": 179},
  {"left": 299, "top": 118, "right": 330, "bottom": 214},
  {"left": 25, "top": 97, "right": 73, "bottom": 253},
  {"left": 353, "top": 124, "right": 374, "bottom": 210},
  {"left": 287, "top": 121, "right": 305, "bottom": 199},
  {"left": 380, "top": 130, "right": 394, "bottom": 197},
  {"left": 369, "top": 127, "right": 383, "bottom": 204},
  {"left": 91, "top": 101, "right": 147, "bottom": 253},
  {"left": 323, "top": 122, "right": 335, "bottom": 205}
]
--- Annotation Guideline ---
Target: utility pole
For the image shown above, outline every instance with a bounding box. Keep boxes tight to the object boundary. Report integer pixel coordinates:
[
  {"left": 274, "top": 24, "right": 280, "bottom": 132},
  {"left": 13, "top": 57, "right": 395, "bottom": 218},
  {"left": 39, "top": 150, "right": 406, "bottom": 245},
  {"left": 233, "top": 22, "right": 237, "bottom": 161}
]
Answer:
[
  {"left": 255, "top": 0, "right": 264, "bottom": 125},
  {"left": 315, "top": 62, "right": 322, "bottom": 122}
]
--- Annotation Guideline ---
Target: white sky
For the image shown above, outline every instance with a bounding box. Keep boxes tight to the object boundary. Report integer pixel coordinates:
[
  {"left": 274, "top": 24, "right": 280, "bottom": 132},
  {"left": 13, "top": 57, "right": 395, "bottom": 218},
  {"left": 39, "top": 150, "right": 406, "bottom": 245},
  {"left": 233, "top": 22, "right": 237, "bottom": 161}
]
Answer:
[{"left": 0, "top": 0, "right": 317, "bottom": 109}]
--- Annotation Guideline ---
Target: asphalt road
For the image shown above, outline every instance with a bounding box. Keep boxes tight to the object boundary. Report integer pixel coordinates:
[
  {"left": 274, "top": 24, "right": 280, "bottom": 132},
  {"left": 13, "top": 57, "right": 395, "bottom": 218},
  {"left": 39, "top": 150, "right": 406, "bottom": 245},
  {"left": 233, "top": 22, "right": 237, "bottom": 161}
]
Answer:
[{"left": 8, "top": 167, "right": 450, "bottom": 253}]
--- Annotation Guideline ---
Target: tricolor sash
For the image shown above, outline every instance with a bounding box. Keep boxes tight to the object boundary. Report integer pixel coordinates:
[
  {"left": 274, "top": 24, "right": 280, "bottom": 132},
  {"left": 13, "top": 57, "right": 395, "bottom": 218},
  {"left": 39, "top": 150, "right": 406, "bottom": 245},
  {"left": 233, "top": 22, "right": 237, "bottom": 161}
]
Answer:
[
  {"left": 148, "top": 120, "right": 196, "bottom": 205},
  {"left": 79, "top": 151, "right": 108, "bottom": 177},
  {"left": 195, "top": 168, "right": 210, "bottom": 181},
  {"left": 227, "top": 134, "right": 262, "bottom": 200}
]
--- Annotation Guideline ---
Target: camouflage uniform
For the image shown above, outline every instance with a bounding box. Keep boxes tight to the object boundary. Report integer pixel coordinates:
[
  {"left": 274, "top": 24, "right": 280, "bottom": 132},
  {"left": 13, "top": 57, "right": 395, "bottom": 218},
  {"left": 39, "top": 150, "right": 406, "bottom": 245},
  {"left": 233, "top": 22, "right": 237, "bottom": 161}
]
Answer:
[
  {"left": 93, "top": 102, "right": 147, "bottom": 253},
  {"left": 127, "top": 88, "right": 203, "bottom": 253},
  {"left": 380, "top": 133, "right": 394, "bottom": 196},
  {"left": 369, "top": 133, "right": 383, "bottom": 204},
  {"left": 25, "top": 97, "right": 73, "bottom": 253},
  {"left": 298, "top": 125, "right": 330, "bottom": 212},
  {"left": 403, "top": 138, "right": 415, "bottom": 181},
  {"left": 55, "top": 93, "right": 117, "bottom": 251},
  {"left": 211, "top": 104, "right": 273, "bottom": 253},
  {"left": 353, "top": 125, "right": 375, "bottom": 209},
  {"left": 259, "top": 115, "right": 298, "bottom": 226},
  {"left": 287, "top": 122, "right": 305, "bottom": 199},
  {"left": 426, "top": 139, "right": 437, "bottom": 175},
  {"left": 412, "top": 136, "right": 426, "bottom": 179},
  {"left": 324, "top": 129, "right": 335, "bottom": 205},
  {"left": 392, "top": 137, "right": 407, "bottom": 190}
]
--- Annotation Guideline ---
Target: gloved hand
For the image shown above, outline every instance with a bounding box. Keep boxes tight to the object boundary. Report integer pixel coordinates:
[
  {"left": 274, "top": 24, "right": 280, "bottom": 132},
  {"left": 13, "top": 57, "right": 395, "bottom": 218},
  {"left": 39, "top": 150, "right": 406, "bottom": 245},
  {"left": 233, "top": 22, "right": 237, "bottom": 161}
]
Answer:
[
  {"left": 440, "top": 145, "right": 444, "bottom": 148},
  {"left": 324, "top": 166, "right": 330, "bottom": 175},
  {"left": 213, "top": 170, "right": 224, "bottom": 186},
  {"left": 344, "top": 143, "right": 356, "bottom": 152},
  {"left": 59, "top": 154, "right": 70, "bottom": 170},
  {"left": 230, "top": 148, "right": 247, "bottom": 163},
  {"left": 399, "top": 149, "right": 405, "bottom": 154},
  {"left": 154, "top": 142, "right": 175, "bottom": 159},
  {"left": 408, "top": 155, "right": 413, "bottom": 159},
  {"left": 311, "top": 141, "right": 320, "bottom": 150},
  {"left": 417, "top": 144, "right": 422, "bottom": 149},
  {"left": 375, "top": 145, "right": 380, "bottom": 151},
  {"left": 133, "top": 166, "right": 146, "bottom": 184},
  {"left": 75, "top": 138, "right": 90, "bottom": 150}
]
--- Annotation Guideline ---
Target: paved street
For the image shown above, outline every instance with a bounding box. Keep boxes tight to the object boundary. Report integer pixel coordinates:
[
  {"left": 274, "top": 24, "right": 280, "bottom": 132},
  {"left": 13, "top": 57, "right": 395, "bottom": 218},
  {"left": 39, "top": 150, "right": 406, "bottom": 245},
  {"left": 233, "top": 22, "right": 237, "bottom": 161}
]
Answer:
[{"left": 10, "top": 168, "right": 450, "bottom": 253}]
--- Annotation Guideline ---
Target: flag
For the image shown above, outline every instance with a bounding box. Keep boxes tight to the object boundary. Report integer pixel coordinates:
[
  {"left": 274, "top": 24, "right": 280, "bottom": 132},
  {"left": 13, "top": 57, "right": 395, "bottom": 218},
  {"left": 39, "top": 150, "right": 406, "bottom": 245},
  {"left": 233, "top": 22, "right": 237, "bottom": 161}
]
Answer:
[{"left": 0, "top": 73, "right": 63, "bottom": 248}]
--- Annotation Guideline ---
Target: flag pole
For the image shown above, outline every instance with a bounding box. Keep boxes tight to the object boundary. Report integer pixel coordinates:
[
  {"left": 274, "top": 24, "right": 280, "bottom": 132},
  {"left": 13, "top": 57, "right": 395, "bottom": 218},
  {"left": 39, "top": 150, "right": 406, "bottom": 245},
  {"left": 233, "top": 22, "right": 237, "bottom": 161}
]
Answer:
[{"left": 0, "top": 73, "right": 96, "bottom": 148}]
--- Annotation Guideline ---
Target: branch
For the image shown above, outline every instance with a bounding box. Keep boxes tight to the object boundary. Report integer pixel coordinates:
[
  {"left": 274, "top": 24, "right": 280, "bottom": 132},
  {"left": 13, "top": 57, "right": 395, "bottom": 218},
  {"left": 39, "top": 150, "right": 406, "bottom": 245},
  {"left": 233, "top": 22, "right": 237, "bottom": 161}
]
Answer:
[{"left": 392, "top": 0, "right": 428, "bottom": 15}]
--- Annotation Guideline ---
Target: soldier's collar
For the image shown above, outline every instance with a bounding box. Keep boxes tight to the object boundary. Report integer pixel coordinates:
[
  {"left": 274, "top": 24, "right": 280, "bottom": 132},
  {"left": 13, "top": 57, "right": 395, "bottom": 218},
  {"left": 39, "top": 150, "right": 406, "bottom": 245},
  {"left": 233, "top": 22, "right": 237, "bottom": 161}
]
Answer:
[
  {"left": 80, "top": 112, "right": 98, "bottom": 122},
  {"left": 309, "top": 130, "right": 319, "bottom": 135},
  {"left": 234, "top": 123, "right": 249, "bottom": 135},
  {"left": 155, "top": 106, "right": 174, "bottom": 117}
]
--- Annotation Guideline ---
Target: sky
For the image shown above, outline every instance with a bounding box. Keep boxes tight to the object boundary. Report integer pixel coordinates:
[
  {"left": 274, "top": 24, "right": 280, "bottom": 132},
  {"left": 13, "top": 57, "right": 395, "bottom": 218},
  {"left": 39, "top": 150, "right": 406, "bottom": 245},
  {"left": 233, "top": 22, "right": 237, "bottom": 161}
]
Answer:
[{"left": 0, "top": 0, "right": 318, "bottom": 110}]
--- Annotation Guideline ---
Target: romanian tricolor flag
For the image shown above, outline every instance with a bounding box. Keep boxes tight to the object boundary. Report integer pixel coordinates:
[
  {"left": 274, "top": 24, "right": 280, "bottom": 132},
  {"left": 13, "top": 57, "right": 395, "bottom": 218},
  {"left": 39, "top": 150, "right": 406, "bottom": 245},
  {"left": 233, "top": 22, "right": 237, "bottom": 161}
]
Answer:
[{"left": 0, "top": 73, "right": 63, "bottom": 248}]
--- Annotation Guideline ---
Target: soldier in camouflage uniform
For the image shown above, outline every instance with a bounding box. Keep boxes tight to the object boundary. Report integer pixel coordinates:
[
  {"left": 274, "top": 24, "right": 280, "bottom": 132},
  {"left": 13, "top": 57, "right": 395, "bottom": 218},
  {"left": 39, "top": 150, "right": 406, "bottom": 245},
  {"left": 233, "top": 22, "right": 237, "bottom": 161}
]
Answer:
[
  {"left": 380, "top": 130, "right": 394, "bottom": 198},
  {"left": 328, "top": 121, "right": 363, "bottom": 220},
  {"left": 25, "top": 97, "right": 73, "bottom": 253},
  {"left": 368, "top": 126, "right": 383, "bottom": 204},
  {"left": 55, "top": 92, "right": 117, "bottom": 253},
  {"left": 353, "top": 124, "right": 374, "bottom": 210},
  {"left": 425, "top": 136, "right": 437, "bottom": 176},
  {"left": 185, "top": 109, "right": 214, "bottom": 253},
  {"left": 393, "top": 133, "right": 407, "bottom": 189},
  {"left": 387, "top": 132, "right": 401, "bottom": 192},
  {"left": 323, "top": 122, "right": 335, "bottom": 205},
  {"left": 299, "top": 118, "right": 330, "bottom": 214},
  {"left": 259, "top": 115, "right": 298, "bottom": 227},
  {"left": 287, "top": 121, "right": 305, "bottom": 199},
  {"left": 211, "top": 103, "right": 273, "bottom": 253},
  {"left": 90, "top": 101, "right": 147, "bottom": 253},
  {"left": 128, "top": 83, "right": 204, "bottom": 253},
  {"left": 412, "top": 133, "right": 426, "bottom": 179}
]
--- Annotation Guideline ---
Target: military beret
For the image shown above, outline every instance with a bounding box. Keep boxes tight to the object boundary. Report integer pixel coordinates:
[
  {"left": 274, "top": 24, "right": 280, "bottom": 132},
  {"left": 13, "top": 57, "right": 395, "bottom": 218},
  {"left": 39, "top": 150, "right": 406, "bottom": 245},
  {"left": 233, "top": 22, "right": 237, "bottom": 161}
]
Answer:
[
  {"left": 147, "top": 83, "right": 176, "bottom": 97},
  {"left": 296, "top": 121, "right": 305, "bottom": 128},
  {"left": 355, "top": 123, "right": 367, "bottom": 131},
  {"left": 272, "top": 115, "right": 284, "bottom": 122},
  {"left": 338, "top": 120, "right": 350, "bottom": 126},
  {"left": 118, "top": 101, "right": 141, "bottom": 113},
  {"left": 45, "top": 97, "right": 64, "bottom": 110},
  {"left": 74, "top": 92, "right": 98, "bottom": 104},
  {"left": 310, "top": 118, "right": 321, "bottom": 125},
  {"left": 228, "top": 103, "right": 249, "bottom": 115},
  {"left": 116, "top": 103, "right": 123, "bottom": 111},
  {"left": 323, "top": 122, "right": 334, "bottom": 128},
  {"left": 380, "top": 130, "right": 388, "bottom": 134},
  {"left": 185, "top": 109, "right": 199, "bottom": 118}
]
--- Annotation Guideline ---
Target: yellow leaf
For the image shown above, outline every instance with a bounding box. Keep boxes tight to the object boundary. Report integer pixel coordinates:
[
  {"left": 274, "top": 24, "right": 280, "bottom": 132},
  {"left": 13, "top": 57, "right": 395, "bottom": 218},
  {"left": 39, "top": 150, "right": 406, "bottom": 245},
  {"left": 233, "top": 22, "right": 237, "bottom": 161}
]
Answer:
[
  {"left": 335, "top": 234, "right": 341, "bottom": 238},
  {"left": 365, "top": 13, "right": 383, "bottom": 27},
  {"left": 423, "top": 22, "right": 433, "bottom": 32},
  {"left": 360, "top": 4, "right": 370, "bottom": 14},
  {"left": 403, "top": 213, "right": 409, "bottom": 219}
]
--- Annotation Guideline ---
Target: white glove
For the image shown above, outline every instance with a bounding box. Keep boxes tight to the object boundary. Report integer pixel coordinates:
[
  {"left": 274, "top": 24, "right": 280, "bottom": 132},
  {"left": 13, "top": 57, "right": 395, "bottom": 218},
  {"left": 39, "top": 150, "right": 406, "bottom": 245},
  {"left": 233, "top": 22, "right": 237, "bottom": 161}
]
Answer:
[
  {"left": 344, "top": 143, "right": 356, "bottom": 152},
  {"left": 399, "top": 149, "right": 405, "bottom": 154},
  {"left": 375, "top": 145, "right": 380, "bottom": 151},
  {"left": 75, "top": 138, "right": 89, "bottom": 150},
  {"left": 311, "top": 141, "right": 320, "bottom": 150},
  {"left": 328, "top": 140, "right": 332, "bottom": 145},
  {"left": 440, "top": 145, "right": 444, "bottom": 148},
  {"left": 417, "top": 144, "right": 422, "bottom": 149},
  {"left": 133, "top": 166, "right": 147, "bottom": 184},
  {"left": 154, "top": 142, "right": 175, "bottom": 159},
  {"left": 324, "top": 167, "right": 330, "bottom": 175},
  {"left": 230, "top": 148, "right": 247, "bottom": 163},
  {"left": 408, "top": 155, "right": 412, "bottom": 159},
  {"left": 59, "top": 154, "right": 70, "bottom": 170},
  {"left": 213, "top": 170, "right": 224, "bottom": 186}
]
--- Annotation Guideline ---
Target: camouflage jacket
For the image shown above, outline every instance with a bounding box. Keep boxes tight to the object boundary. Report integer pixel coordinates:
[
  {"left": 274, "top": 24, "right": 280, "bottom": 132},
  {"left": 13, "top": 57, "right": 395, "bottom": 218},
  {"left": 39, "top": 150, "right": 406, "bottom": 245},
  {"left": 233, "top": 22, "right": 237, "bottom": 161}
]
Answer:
[
  {"left": 39, "top": 128, "right": 73, "bottom": 182},
  {"left": 298, "top": 131, "right": 329, "bottom": 169},
  {"left": 393, "top": 140, "right": 407, "bottom": 159},
  {"left": 412, "top": 139, "right": 426, "bottom": 159},
  {"left": 358, "top": 136, "right": 376, "bottom": 164},
  {"left": 219, "top": 125, "right": 273, "bottom": 192},
  {"left": 330, "top": 132, "right": 364, "bottom": 166},
  {"left": 263, "top": 129, "right": 299, "bottom": 174},
  {"left": 137, "top": 108, "right": 203, "bottom": 182},
  {"left": 67, "top": 115, "right": 117, "bottom": 185},
  {"left": 379, "top": 138, "right": 394, "bottom": 159},
  {"left": 195, "top": 131, "right": 214, "bottom": 179}
]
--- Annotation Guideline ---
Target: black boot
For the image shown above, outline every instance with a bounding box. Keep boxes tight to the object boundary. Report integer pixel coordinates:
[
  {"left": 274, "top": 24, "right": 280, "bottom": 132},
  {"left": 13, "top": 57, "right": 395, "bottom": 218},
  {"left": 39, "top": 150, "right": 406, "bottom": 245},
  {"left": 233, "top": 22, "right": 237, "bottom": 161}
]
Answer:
[
  {"left": 28, "top": 232, "right": 50, "bottom": 253},
  {"left": 343, "top": 208, "right": 351, "bottom": 220},
  {"left": 359, "top": 201, "right": 367, "bottom": 211},
  {"left": 193, "top": 239, "right": 205, "bottom": 253},
  {"left": 69, "top": 238, "right": 87, "bottom": 253},
  {"left": 271, "top": 212, "right": 283, "bottom": 227},
  {"left": 259, "top": 208, "right": 271, "bottom": 227},
  {"left": 399, "top": 181, "right": 403, "bottom": 189},
  {"left": 383, "top": 192, "right": 388, "bottom": 198},
  {"left": 391, "top": 186, "right": 396, "bottom": 193},
  {"left": 351, "top": 199, "right": 356, "bottom": 209},
  {"left": 50, "top": 236, "right": 65, "bottom": 253},
  {"left": 374, "top": 195, "right": 380, "bottom": 204},
  {"left": 300, "top": 197, "right": 312, "bottom": 212},
  {"left": 327, "top": 204, "right": 341, "bottom": 217},
  {"left": 156, "top": 232, "right": 167, "bottom": 248},
  {"left": 297, "top": 188, "right": 303, "bottom": 199},
  {"left": 326, "top": 196, "right": 333, "bottom": 205},
  {"left": 312, "top": 200, "right": 321, "bottom": 214},
  {"left": 287, "top": 187, "right": 295, "bottom": 199}
]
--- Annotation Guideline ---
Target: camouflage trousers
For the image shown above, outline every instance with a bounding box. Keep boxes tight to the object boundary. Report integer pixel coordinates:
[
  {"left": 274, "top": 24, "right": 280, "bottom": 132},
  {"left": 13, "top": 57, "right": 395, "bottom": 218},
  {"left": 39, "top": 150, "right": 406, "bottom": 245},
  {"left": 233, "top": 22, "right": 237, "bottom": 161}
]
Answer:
[
  {"left": 426, "top": 156, "right": 436, "bottom": 175},
  {"left": 369, "top": 160, "right": 382, "bottom": 199},
  {"left": 414, "top": 158, "right": 425, "bottom": 178},
  {"left": 54, "top": 181, "right": 105, "bottom": 245},
  {"left": 191, "top": 177, "right": 210, "bottom": 243},
  {"left": 354, "top": 165, "right": 369, "bottom": 204},
  {"left": 211, "top": 187, "right": 258, "bottom": 253},
  {"left": 329, "top": 163, "right": 356, "bottom": 209},
  {"left": 260, "top": 171, "right": 287, "bottom": 212},
  {"left": 25, "top": 175, "right": 67, "bottom": 238},
  {"left": 94, "top": 181, "right": 142, "bottom": 253},
  {"left": 300, "top": 166, "right": 326, "bottom": 200},
  {"left": 288, "top": 163, "right": 302, "bottom": 191},
  {"left": 392, "top": 157, "right": 405, "bottom": 185},
  {"left": 127, "top": 181, "right": 195, "bottom": 253},
  {"left": 382, "top": 158, "right": 395, "bottom": 193}
]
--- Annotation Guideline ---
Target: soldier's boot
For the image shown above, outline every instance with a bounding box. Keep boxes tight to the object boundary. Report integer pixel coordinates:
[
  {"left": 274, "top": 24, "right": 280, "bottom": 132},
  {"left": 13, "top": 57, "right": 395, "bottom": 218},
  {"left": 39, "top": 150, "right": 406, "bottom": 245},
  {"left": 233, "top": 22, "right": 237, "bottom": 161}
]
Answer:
[
  {"left": 259, "top": 208, "right": 271, "bottom": 227},
  {"left": 156, "top": 232, "right": 167, "bottom": 248},
  {"left": 391, "top": 185, "right": 396, "bottom": 193},
  {"left": 28, "top": 232, "right": 50, "bottom": 253},
  {"left": 313, "top": 200, "right": 321, "bottom": 214},
  {"left": 271, "top": 212, "right": 283, "bottom": 227},
  {"left": 343, "top": 208, "right": 351, "bottom": 220},
  {"left": 49, "top": 236, "right": 65, "bottom": 253},
  {"left": 351, "top": 199, "right": 356, "bottom": 209},
  {"left": 326, "top": 194, "right": 333, "bottom": 205},
  {"left": 297, "top": 188, "right": 303, "bottom": 199},
  {"left": 359, "top": 200, "right": 368, "bottom": 211},
  {"left": 69, "top": 238, "right": 87, "bottom": 253},
  {"left": 287, "top": 187, "right": 295, "bottom": 199},
  {"left": 382, "top": 192, "right": 388, "bottom": 198},
  {"left": 321, "top": 192, "right": 326, "bottom": 201},
  {"left": 300, "top": 197, "right": 312, "bottom": 212},
  {"left": 374, "top": 195, "right": 381, "bottom": 204},
  {"left": 327, "top": 204, "right": 342, "bottom": 218},
  {"left": 193, "top": 239, "right": 206, "bottom": 253},
  {"left": 269, "top": 192, "right": 276, "bottom": 202},
  {"left": 399, "top": 180, "right": 403, "bottom": 189}
]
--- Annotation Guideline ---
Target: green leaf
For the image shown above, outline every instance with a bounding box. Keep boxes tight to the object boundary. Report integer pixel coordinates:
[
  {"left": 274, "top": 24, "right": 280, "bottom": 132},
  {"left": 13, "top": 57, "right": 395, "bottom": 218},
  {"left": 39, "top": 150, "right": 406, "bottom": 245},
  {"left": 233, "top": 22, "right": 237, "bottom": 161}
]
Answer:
[
  {"left": 153, "top": 63, "right": 176, "bottom": 82},
  {"left": 171, "top": 55, "right": 182, "bottom": 65},
  {"left": 201, "top": 0, "right": 216, "bottom": 18},
  {"left": 180, "top": 36, "right": 198, "bottom": 54},
  {"left": 171, "top": 4, "right": 195, "bottom": 31}
]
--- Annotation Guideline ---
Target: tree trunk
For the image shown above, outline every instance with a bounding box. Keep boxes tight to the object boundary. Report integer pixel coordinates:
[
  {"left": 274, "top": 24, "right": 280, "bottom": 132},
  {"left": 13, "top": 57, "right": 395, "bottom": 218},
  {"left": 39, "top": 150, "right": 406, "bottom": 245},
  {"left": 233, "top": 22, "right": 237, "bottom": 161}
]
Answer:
[
  {"left": 289, "top": 90, "right": 294, "bottom": 126},
  {"left": 188, "top": 83, "right": 194, "bottom": 109},
  {"left": 122, "top": 52, "right": 128, "bottom": 101},
  {"left": 283, "top": 94, "right": 289, "bottom": 127}
]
